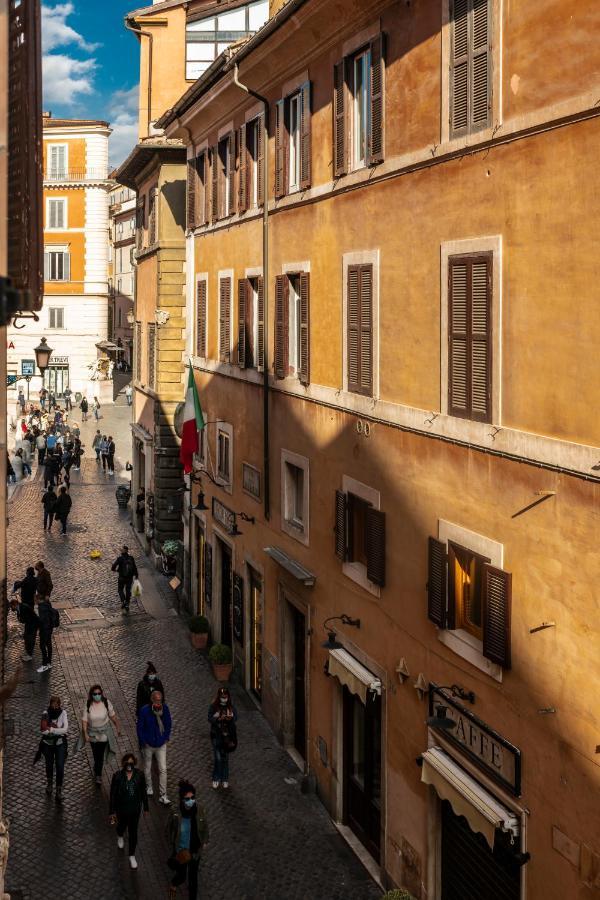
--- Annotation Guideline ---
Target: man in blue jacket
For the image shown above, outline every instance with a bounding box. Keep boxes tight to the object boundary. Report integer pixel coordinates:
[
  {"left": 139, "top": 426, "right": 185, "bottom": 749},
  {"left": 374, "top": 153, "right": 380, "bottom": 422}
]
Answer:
[{"left": 136, "top": 689, "right": 172, "bottom": 805}]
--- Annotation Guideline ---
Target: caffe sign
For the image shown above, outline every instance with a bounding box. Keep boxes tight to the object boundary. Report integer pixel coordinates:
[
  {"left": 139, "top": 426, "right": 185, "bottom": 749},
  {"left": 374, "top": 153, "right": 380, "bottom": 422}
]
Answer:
[{"left": 429, "top": 685, "right": 521, "bottom": 795}]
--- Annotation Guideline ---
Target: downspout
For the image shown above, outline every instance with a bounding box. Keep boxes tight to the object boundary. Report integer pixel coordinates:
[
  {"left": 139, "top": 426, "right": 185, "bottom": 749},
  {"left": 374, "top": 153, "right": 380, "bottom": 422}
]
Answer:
[
  {"left": 125, "top": 18, "right": 153, "bottom": 137},
  {"left": 233, "top": 63, "right": 270, "bottom": 521}
]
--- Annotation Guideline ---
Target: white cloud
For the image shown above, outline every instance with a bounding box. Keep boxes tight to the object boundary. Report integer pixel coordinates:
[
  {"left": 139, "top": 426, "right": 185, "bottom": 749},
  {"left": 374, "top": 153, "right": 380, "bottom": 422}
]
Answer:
[
  {"left": 109, "top": 85, "right": 139, "bottom": 168},
  {"left": 41, "top": 3, "right": 100, "bottom": 52},
  {"left": 43, "top": 53, "right": 97, "bottom": 105}
]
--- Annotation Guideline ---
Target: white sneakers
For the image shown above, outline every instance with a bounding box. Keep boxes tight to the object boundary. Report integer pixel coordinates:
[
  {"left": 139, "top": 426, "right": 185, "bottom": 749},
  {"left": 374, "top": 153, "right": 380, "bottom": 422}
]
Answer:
[
  {"left": 37, "top": 664, "right": 52, "bottom": 673},
  {"left": 146, "top": 785, "right": 153, "bottom": 796},
  {"left": 222, "top": 781, "right": 229, "bottom": 789},
  {"left": 117, "top": 837, "right": 124, "bottom": 850},
  {"left": 158, "top": 795, "right": 171, "bottom": 805},
  {"left": 212, "top": 781, "right": 219, "bottom": 789},
  {"left": 129, "top": 856, "right": 137, "bottom": 869}
]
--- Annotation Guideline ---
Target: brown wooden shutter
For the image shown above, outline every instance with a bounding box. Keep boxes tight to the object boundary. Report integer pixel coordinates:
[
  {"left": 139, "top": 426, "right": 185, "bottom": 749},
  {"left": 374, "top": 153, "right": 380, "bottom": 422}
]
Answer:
[
  {"left": 470, "top": 255, "right": 492, "bottom": 418},
  {"left": 148, "top": 188, "right": 157, "bottom": 245},
  {"left": 136, "top": 197, "right": 145, "bottom": 250},
  {"left": 257, "top": 276, "right": 265, "bottom": 369},
  {"left": 451, "top": 0, "right": 469, "bottom": 134},
  {"left": 274, "top": 275, "right": 288, "bottom": 378},
  {"left": 482, "top": 565, "right": 511, "bottom": 668},
  {"left": 368, "top": 34, "right": 385, "bottom": 166},
  {"left": 300, "top": 81, "right": 311, "bottom": 190},
  {"left": 448, "top": 258, "right": 468, "bottom": 416},
  {"left": 366, "top": 508, "right": 386, "bottom": 587},
  {"left": 335, "top": 490, "right": 347, "bottom": 560},
  {"left": 238, "top": 278, "right": 247, "bottom": 368},
  {"left": 219, "top": 277, "right": 231, "bottom": 363},
  {"left": 187, "top": 157, "right": 196, "bottom": 229},
  {"left": 238, "top": 124, "right": 248, "bottom": 214},
  {"left": 211, "top": 146, "right": 218, "bottom": 224},
  {"left": 196, "top": 152, "right": 206, "bottom": 226},
  {"left": 427, "top": 537, "right": 447, "bottom": 627},
  {"left": 196, "top": 279, "right": 207, "bottom": 357},
  {"left": 299, "top": 272, "right": 310, "bottom": 385},
  {"left": 451, "top": 0, "right": 491, "bottom": 136},
  {"left": 448, "top": 254, "right": 492, "bottom": 422},
  {"left": 445, "top": 543, "right": 458, "bottom": 630},
  {"left": 359, "top": 265, "right": 373, "bottom": 395},
  {"left": 257, "top": 113, "right": 265, "bottom": 206},
  {"left": 472, "top": 0, "right": 491, "bottom": 128},
  {"left": 347, "top": 265, "right": 360, "bottom": 393},
  {"left": 275, "top": 99, "right": 286, "bottom": 199},
  {"left": 333, "top": 60, "right": 349, "bottom": 177},
  {"left": 228, "top": 131, "right": 236, "bottom": 215}
]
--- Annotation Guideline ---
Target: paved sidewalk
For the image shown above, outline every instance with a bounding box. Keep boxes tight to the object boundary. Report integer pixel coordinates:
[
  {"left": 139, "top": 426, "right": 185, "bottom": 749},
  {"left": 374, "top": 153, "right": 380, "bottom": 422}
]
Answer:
[{"left": 3, "top": 418, "right": 380, "bottom": 899}]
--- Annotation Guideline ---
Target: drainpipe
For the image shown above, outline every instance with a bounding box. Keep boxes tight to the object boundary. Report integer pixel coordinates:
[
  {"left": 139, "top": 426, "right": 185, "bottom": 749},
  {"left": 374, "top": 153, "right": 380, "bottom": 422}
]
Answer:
[
  {"left": 233, "top": 63, "right": 270, "bottom": 521},
  {"left": 125, "top": 17, "right": 153, "bottom": 137}
]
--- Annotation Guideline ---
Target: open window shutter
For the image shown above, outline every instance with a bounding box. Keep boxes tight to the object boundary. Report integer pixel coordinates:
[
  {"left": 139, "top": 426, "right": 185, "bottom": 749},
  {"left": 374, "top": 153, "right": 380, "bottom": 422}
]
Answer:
[
  {"left": 472, "top": 0, "right": 491, "bottom": 128},
  {"left": 196, "top": 152, "right": 206, "bottom": 226},
  {"left": 448, "top": 258, "right": 468, "bottom": 417},
  {"left": 196, "top": 279, "right": 207, "bottom": 357},
  {"left": 224, "top": 277, "right": 231, "bottom": 362},
  {"left": 275, "top": 100, "right": 286, "bottom": 199},
  {"left": 238, "top": 278, "right": 247, "bottom": 368},
  {"left": 366, "top": 508, "right": 386, "bottom": 587},
  {"left": 228, "top": 132, "right": 236, "bottom": 215},
  {"left": 274, "top": 274, "right": 287, "bottom": 378},
  {"left": 333, "top": 60, "right": 349, "bottom": 177},
  {"left": 257, "top": 113, "right": 265, "bottom": 206},
  {"left": 187, "top": 157, "right": 196, "bottom": 229},
  {"left": 219, "top": 278, "right": 227, "bottom": 362},
  {"left": 257, "top": 276, "right": 265, "bottom": 370},
  {"left": 211, "top": 146, "right": 218, "bottom": 224},
  {"left": 368, "top": 34, "right": 385, "bottom": 165},
  {"left": 64, "top": 252, "right": 70, "bottom": 282},
  {"left": 451, "top": 0, "right": 469, "bottom": 134},
  {"left": 427, "top": 537, "right": 447, "bottom": 627},
  {"left": 44, "top": 251, "right": 49, "bottom": 281},
  {"left": 238, "top": 124, "right": 248, "bottom": 214},
  {"left": 299, "top": 272, "right": 310, "bottom": 385},
  {"left": 482, "top": 565, "right": 511, "bottom": 668},
  {"left": 335, "top": 490, "right": 347, "bottom": 560},
  {"left": 359, "top": 265, "right": 373, "bottom": 395},
  {"left": 347, "top": 265, "right": 360, "bottom": 393},
  {"left": 446, "top": 543, "right": 458, "bottom": 630},
  {"left": 300, "top": 81, "right": 311, "bottom": 190}
]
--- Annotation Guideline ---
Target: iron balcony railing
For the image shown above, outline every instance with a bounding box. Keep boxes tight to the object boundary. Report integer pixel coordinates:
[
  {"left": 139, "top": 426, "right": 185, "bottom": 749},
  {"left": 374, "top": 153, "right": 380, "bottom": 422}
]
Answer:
[{"left": 44, "top": 168, "right": 110, "bottom": 183}]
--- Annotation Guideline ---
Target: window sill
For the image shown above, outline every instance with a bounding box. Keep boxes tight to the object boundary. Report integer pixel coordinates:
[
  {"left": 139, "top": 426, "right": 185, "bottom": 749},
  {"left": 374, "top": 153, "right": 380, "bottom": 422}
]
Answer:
[
  {"left": 281, "top": 517, "right": 308, "bottom": 547},
  {"left": 438, "top": 628, "right": 502, "bottom": 683},
  {"left": 342, "top": 560, "right": 380, "bottom": 599},
  {"left": 215, "top": 475, "right": 232, "bottom": 496}
]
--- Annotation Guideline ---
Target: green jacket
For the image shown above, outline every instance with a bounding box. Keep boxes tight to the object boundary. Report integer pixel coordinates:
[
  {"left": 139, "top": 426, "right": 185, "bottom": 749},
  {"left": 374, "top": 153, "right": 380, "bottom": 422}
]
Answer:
[{"left": 166, "top": 805, "right": 209, "bottom": 859}]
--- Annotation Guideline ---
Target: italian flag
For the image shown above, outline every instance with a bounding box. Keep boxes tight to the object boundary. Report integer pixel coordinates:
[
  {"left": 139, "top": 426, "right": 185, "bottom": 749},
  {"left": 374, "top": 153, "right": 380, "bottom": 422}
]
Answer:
[{"left": 180, "top": 365, "right": 205, "bottom": 474}]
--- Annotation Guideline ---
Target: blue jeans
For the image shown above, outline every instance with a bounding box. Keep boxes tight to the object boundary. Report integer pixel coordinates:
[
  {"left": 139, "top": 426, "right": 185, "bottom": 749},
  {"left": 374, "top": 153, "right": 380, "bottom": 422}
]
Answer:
[
  {"left": 23, "top": 462, "right": 31, "bottom": 476},
  {"left": 211, "top": 736, "right": 229, "bottom": 782}
]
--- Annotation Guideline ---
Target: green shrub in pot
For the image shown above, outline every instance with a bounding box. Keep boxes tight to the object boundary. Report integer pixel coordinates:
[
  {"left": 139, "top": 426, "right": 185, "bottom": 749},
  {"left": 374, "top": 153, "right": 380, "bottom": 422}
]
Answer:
[
  {"left": 188, "top": 615, "right": 209, "bottom": 634},
  {"left": 208, "top": 643, "right": 233, "bottom": 665}
]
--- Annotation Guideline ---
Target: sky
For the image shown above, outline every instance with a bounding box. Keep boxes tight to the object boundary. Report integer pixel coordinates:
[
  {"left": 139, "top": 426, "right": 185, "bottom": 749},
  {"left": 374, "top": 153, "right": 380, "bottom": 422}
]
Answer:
[{"left": 41, "top": 1, "right": 144, "bottom": 168}]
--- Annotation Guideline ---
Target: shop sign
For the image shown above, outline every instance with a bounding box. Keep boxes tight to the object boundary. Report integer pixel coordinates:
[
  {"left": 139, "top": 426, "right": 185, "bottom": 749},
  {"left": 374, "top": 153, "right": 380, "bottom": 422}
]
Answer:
[
  {"left": 7, "top": 341, "right": 15, "bottom": 350},
  {"left": 429, "top": 685, "right": 521, "bottom": 795},
  {"left": 50, "top": 356, "right": 69, "bottom": 365},
  {"left": 212, "top": 497, "right": 236, "bottom": 535}
]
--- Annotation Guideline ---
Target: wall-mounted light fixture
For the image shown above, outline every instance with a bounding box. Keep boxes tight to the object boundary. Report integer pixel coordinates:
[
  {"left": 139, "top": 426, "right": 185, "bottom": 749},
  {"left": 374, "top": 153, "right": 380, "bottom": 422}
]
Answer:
[
  {"left": 426, "top": 705, "right": 457, "bottom": 731},
  {"left": 321, "top": 614, "right": 361, "bottom": 650}
]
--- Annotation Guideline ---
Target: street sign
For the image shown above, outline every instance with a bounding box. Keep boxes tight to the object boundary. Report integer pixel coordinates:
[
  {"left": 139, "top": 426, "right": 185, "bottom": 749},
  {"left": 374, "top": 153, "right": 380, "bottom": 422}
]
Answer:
[
  {"left": 6, "top": 375, "right": 17, "bottom": 387},
  {"left": 21, "top": 359, "right": 35, "bottom": 376}
]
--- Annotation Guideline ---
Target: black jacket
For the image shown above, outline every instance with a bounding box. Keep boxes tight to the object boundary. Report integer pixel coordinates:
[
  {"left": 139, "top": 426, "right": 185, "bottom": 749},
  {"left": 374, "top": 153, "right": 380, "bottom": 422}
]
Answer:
[
  {"left": 36, "top": 568, "right": 53, "bottom": 597},
  {"left": 37, "top": 600, "right": 54, "bottom": 635},
  {"left": 18, "top": 602, "right": 39, "bottom": 630},
  {"left": 111, "top": 553, "right": 138, "bottom": 581},
  {"left": 136, "top": 676, "right": 165, "bottom": 715},
  {"left": 54, "top": 493, "right": 72, "bottom": 519},
  {"left": 42, "top": 490, "right": 57, "bottom": 512},
  {"left": 80, "top": 399, "right": 88, "bottom": 412},
  {"left": 109, "top": 768, "right": 148, "bottom": 815},
  {"left": 13, "top": 573, "right": 37, "bottom": 606}
]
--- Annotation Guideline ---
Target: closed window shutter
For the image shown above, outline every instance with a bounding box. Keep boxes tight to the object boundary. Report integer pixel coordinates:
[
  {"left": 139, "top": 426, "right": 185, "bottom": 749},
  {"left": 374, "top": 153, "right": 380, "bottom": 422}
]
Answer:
[
  {"left": 196, "top": 279, "right": 207, "bottom": 357},
  {"left": 427, "top": 537, "right": 447, "bottom": 627},
  {"left": 64, "top": 252, "right": 70, "bottom": 282},
  {"left": 275, "top": 99, "right": 286, "bottom": 199},
  {"left": 238, "top": 278, "right": 247, "bottom": 368},
  {"left": 274, "top": 274, "right": 288, "bottom": 378},
  {"left": 451, "top": 0, "right": 491, "bottom": 136},
  {"left": 448, "top": 259, "right": 468, "bottom": 416},
  {"left": 451, "top": 0, "right": 469, "bottom": 133},
  {"left": 482, "top": 564, "right": 511, "bottom": 668},
  {"left": 238, "top": 124, "right": 248, "bottom": 214},
  {"left": 219, "top": 277, "right": 231, "bottom": 363},
  {"left": 335, "top": 490, "right": 347, "bottom": 560},
  {"left": 300, "top": 81, "right": 311, "bottom": 190},
  {"left": 347, "top": 265, "right": 360, "bottom": 393},
  {"left": 448, "top": 254, "right": 492, "bottom": 422},
  {"left": 257, "top": 114, "right": 265, "bottom": 207},
  {"left": 56, "top": 201, "right": 64, "bottom": 229},
  {"left": 44, "top": 251, "right": 49, "bottom": 282},
  {"left": 148, "top": 189, "right": 157, "bottom": 245},
  {"left": 196, "top": 152, "right": 206, "bottom": 226},
  {"left": 333, "top": 60, "right": 349, "bottom": 177},
  {"left": 211, "top": 146, "right": 218, "bottom": 224},
  {"left": 472, "top": 0, "right": 491, "bottom": 127},
  {"left": 366, "top": 508, "right": 386, "bottom": 587},
  {"left": 299, "top": 272, "right": 310, "bottom": 385},
  {"left": 228, "top": 132, "right": 236, "bottom": 215},
  {"left": 257, "top": 276, "right": 265, "bottom": 370},
  {"left": 187, "top": 157, "right": 196, "bottom": 229},
  {"left": 359, "top": 265, "right": 373, "bottom": 394},
  {"left": 368, "top": 34, "right": 385, "bottom": 166}
]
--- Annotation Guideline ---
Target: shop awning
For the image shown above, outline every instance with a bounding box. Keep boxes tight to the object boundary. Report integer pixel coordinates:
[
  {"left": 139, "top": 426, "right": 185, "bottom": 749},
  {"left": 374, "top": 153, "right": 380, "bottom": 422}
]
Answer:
[
  {"left": 421, "top": 747, "right": 519, "bottom": 849},
  {"left": 328, "top": 648, "right": 381, "bottom": 704}
]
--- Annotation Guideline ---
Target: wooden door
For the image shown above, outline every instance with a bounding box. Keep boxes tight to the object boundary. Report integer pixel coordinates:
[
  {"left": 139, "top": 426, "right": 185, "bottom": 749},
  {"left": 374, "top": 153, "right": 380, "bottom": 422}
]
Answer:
[{"left": 343, "top": 687, "right": 381, "bottom": 861}]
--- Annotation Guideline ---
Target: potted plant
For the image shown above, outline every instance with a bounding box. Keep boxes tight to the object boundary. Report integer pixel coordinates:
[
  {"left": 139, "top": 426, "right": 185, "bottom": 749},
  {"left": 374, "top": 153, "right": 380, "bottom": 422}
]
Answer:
[
  {"left": 208, "top": 643, "right": 233, "bottom": 682},
  {"left": 188, "top": 615, "right": 209, "bottom": 650}
]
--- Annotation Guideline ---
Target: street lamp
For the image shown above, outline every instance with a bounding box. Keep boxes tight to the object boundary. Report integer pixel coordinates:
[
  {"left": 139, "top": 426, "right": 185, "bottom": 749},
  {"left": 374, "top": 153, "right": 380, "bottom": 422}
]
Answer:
[
  {"left": 34, "top": 337, "right": 53, "bottom": 375},
  {"left": 126, "top": 309, "right": 135, "bottom": 326}
]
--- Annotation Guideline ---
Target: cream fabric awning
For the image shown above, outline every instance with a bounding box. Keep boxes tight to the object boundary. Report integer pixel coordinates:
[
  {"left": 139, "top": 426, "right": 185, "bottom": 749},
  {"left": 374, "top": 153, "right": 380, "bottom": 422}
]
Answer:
[
  {"left": 421, "top": 747, "right": 519, "bottom": 849},
  {"left": 328, "top": 648, "right": 381, "bottom": 704}
]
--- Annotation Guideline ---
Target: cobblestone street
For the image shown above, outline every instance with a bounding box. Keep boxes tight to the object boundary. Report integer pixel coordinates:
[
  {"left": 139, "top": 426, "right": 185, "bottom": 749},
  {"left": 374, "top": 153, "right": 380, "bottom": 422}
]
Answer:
[{"left": 3, "top": 403, "right": 380, "bottom": 900}]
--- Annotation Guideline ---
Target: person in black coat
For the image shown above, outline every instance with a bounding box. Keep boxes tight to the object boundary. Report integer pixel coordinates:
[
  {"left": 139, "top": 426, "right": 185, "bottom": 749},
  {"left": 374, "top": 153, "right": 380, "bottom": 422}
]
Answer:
[
  {"left": 13, "top": 566, "right": 37, "bottom": 607},
  {"left": 11, "top": 571, "right": 39, "bottom": 662},
  {"left": 41, "top": 485, "right": 57, "bottom": 531},
  {"left": 54, "top": 486, "right": 72, "bottom": 535},
  {"left": 136, "top": 662, "right": 165, "bottom": 717},
  {"left": 111, "top": 546, "right": 138, "bottom": 612},
  {"left": 109, "top": 753, "right": 148, "bottom": 870},
  {"left": 43, "top": 452, "right": 56, "bottom": 489},
  {"left": 36, "top": 594, "right": 55, "bottom": 673}
]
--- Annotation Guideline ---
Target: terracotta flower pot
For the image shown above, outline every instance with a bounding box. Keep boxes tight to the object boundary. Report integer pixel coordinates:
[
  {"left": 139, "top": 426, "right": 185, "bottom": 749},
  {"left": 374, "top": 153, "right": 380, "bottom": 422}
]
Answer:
[
  {"left": 190, "top": 631, "right": 208, "bottom": 650},
  {"left": 211, "top": 662, "right": 232, "bottom": 682}
]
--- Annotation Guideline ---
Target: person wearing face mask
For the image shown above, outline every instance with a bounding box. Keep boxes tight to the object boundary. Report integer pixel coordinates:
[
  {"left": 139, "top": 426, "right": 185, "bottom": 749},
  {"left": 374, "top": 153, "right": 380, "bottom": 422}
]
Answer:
[
  {"left": 137, "top": 689, "right": 172, "bottom": 805},
  {"left": 207, "top": 687, "right": 238, "bottom": 790},
  {"left": 166, "top": 780, "right": 209, "bottom": 900},
  {"left": 109, "top": 753, "right": 149, "bottom": 870},
  {"left": 33, "top": 695, "right": 69, "bottom": 802},
  {"left": 77, "top": 684, "right": 121, "bottom": 784},
  {"left": 135, "top": 661, "right": 165, "bottom": 717}
]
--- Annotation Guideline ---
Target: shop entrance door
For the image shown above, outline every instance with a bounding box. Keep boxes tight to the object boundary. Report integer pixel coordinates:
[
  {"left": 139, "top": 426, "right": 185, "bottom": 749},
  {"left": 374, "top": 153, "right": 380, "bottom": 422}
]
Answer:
[
  {"left": 218, "top": 540, "right": 232, "bottom": 647},
  {"left": 45, "top": 364, "right": 69, "bottom": 397},
  {"left": 196, "top": 525, "right": 205, "bottom": 615},
  {"left": 291, "top": 606, "right": 306, "bottom": 758},
  {"left": 343, "top": 687, "right": 381, "bottom": 862},
  {"left": 441, "top": 799, "right": 520, "bottom": 900}
]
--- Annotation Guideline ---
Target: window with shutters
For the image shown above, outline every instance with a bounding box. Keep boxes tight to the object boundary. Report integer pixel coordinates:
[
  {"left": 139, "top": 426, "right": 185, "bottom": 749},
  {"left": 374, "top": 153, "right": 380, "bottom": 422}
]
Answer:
[
  {"left": 47, "top": 144, "right": 67, "bottom": 179},
  {"left": 346, "top": 263, "right": 373, "bottom": 397},
  {"left": 335, "top": 476, "right": 385, "bottom": 595},
  {"left": 196, "top": 276, "right": 208, "bottom": 359},
  {"left": 427, "top": 522, "right": 510, "bottom": 678},
  {"left": 275, "top": 83, "right": 311, "bottom": 198},
  {"left": 217, "top": 135, "right": 235, "bottom": 219},
  {"left": 237, "top": 276, "right": 263, "bottom": 370},
  {"left": 48, "top": 307, "right": 64, "bottom": 329},
  {"left": 44, "top": 247, "right": 70, "bottom": 282},
  {"left": 216, "top": 422, "right": 233, "bottom": 490},
  {"left": 147, "top": 323, "right": 156, "bottom": 390},
  {"left": 281, "top": 450, "right": 310, "bottom": 545},
  {"left": 244, "top": 117, "right": 262, "bottom": 209},
  {"left": 333, "top": 35, "right": 385, "bottom": 176},
  {"left": 450, "top": 0, "right": 491, "bottom": 137},
  {"left": 136, "top": 198, "right": 145, "bottom": 251},
  {"left": 447, "top": 252, "right": 492, "bottom": 423},
  {"left": 274, "top": 271, "right": 310, "bottom": 385},
  {"left": 47, "top": 198, "right": 67, "bottom": 230},
  {"left": 148, "top": 188, "right": 158, "bottom": 245},
  {"left": 135, "top": 322, "right": 142, "bottom": 382},
  {"left": 218, "top": 275, "right": 232, "bottom": 363}
]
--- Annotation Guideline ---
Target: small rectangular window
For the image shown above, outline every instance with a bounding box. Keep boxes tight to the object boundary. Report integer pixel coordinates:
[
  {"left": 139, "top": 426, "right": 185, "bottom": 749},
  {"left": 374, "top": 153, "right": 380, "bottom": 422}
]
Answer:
[
  {"left": 49, "top": 307, "right": 64, "bottom": 329},
  {"left": 352, "top": 50, "right": 370, "bottom": 169},
  {"left": 217, "top": 429, "right": 231, "bottom": 481},
  {"left": 448, "top": 542, "right": 489, "bottom": 639},
  {"left": 247, "top": 119, "right": 259, "bottom": 208},
  {"left": 287, "top": 274, "right": 302, "bottom": 376},
  {"left": 284, "top": 462, "right": 305, "bottom": 529},
  {"left": 48, "top": 144, "right": 67, "bottom": 178},
  {"left": 44, "top": 249, "right": 70, "bottom": 282},
  {"left": 288, "top": 92, "right": 301, "bottom": 191},
  {"left": 48, "top": 198, "right": 66, "bottom": 229}
]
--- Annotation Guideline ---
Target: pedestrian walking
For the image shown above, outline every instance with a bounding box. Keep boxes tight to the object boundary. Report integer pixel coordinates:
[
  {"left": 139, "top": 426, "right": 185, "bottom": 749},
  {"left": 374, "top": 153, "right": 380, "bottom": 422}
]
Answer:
[
  {"left": 34, "top": 695, "right": 69, "bottom": 802},
  {"left": 46, "top": 430, "right": 57, "bottom": 453},
  {"left": 136, "top": 662, "right": 165, "bottom": 717},
  {"left": 208, "top": 687, "right": 238, "bottom": 790},
  {"left": 166, "top": 780, "right": 209, "bottom": 900},
  {"left": 42, "top": 484, "right": 57, "bottom": 531},
  {"left": 39, "top": 387, "right": 48, "bottom": 410},
  {"left": 107, "top": 435, "right": 116, "bottom": 475},
  {"left": 78, "top": 685, "right": 120, "bottom": 785},
  {"left": 12, "top": 567, "right": 39, "bottom": 661},
  {"left": 10, "top": 450, "right": 24, "bottom": 482},
  {"left": 54, "top": 486, "right": 72, "bottom": 535},
  {"left": 18, "top": 388, "right": 26, "bottom": 413},
  {"left": 43, "top": 451, "right": 56, "bottom": 488},
  {"left": 80, "top": 396, "right": 88, "bottom": 422},
  {"left": 36, "top": 432, "right": 47, "bottom": 466},
  {"left": 63, "top": 386, "right": 72, "bottom": 411},
  {"left": 36, "top": 593, "right": 57, "bottom": 673},
  {"left": 62, "top": 445, "right": 73, "bottom": 488},
  {"left": 92, "top": 429, "right": 102, "bottom": 461},
  {"left": 13, "top": 565, "right": 37, "bottom": 607},
  {"left": 100, "top": 435, "right": 109, "bottom": 472},
  {"left": 16, "top": 445, "right": 32, "bottom": 477},
  {"left": 111, "top": 545, "right": 138, "bottom": 612},
  {"left": 72, "top": 438, "right": 84, "bottom": 471},
  {"left": 6, "top": 453, "right": 15, "bottom": 485},
  {"left": 125, "top": 384, "right": 133, "bottom": 406},
  {"left": 93, "top": 396, "right": 101, "bottom": 421},
  {"left": 34, "top": 560, "right": 53, "bottom": 597},
  {"left": 48, "top": 389, "right": 56, "bottom": 411},
  {"left": 137, "top": 690, "right": 172, "bottom": 805},
  {"left": 109, "top": 753, "right": 149, "bottom": 870}
]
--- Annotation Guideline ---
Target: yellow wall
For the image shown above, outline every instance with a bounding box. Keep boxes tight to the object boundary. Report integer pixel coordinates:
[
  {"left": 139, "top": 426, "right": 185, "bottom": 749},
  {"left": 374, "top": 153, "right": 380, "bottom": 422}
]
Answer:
[
  {"left": 42, "top": 135, "right": 87, "bottom": 174},
  {"left": 137, "top": 6, "right": 189, "bottom": 137}
]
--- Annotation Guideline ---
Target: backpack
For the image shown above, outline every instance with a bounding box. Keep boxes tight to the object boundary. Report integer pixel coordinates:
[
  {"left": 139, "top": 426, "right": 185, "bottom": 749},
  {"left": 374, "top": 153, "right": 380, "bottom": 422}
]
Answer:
[
  {"left": 51, "top": 605, "right": 60, "bottom": 629},
  {"left": 122, "top": 556, "right": 136, "bottom": 579},
  {"left": 218, "top": 720, "right": 238, "bottom": 754}
]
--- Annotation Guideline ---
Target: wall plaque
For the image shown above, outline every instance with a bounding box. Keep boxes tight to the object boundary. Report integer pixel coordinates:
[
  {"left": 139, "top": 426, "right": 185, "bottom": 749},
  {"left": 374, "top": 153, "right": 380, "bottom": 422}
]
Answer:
[
  {"left": 242, "top": 463, "right": 261, "bottom": 500},
  {"left": 212, "top": 497, "right": 236, "bottom": 535}
]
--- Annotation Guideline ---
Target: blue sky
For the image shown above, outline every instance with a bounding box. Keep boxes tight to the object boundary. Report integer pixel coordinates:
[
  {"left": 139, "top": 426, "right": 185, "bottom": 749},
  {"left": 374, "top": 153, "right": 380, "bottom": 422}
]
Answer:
[{"left": 42, "top": 1, "right": 143, "bottom": 167}]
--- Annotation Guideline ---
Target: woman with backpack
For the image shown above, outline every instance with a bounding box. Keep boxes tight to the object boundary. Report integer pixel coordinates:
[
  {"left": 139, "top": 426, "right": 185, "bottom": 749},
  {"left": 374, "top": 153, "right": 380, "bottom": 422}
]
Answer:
[
  {"left": 79, "top": 684, "right": 121, "bottom": 785},
  {"left": 34, "top": 695, "right": 69, "bottom": 802},
  {"left": 207, "top": 686, "right": 238, "bottom": 789},
  {"left": 36, "top": 592, "right": 58, "bottom": 673}
]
